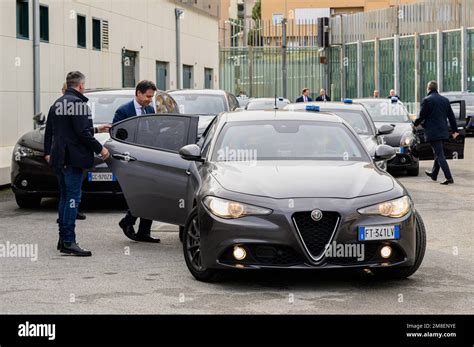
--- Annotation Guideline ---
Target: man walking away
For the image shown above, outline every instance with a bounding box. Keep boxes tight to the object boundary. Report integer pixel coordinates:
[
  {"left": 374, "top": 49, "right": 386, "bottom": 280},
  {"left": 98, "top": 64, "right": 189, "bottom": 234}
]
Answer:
[
  {"left": 414, "top": 81, "right": 459, "bottom": 185},
  {"left": 113, "top": 80, "right": 160, "bottom": 243},
  {"left": 316, "top": 88, "right": 331, "bottom": 102},
  {"left": 44, "top": 71, "right": 110, "bottom": 256},
  {"left": 296, "top": 88, "right": 312, "bottom": 103}
]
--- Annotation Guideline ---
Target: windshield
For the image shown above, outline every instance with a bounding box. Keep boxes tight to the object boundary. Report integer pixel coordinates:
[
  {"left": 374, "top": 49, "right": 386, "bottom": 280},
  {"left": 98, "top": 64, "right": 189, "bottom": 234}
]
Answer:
[
  {"left": 328, "top": 110, "right": 373, "bottom": 135},
  {"left": 171, "top": 93, "right": 228, "bottom": 114},
  {"left": 212, "top": 121, "right": 368, "bottom": 162},
  {"left": 246, "top": 100, "right": 289, "bottom": 110},
  {"left": 86, "top": 94, "right": 136, "bottom": 124},
  {"left": 361, "top": 102, "right": 411, "bottom": 123}
]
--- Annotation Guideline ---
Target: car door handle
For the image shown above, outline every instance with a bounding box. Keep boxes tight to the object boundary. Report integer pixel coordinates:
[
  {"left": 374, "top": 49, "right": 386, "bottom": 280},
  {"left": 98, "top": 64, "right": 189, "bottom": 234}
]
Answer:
[{"left": 112, "top": 153, "right": 137, "bottom": 162}]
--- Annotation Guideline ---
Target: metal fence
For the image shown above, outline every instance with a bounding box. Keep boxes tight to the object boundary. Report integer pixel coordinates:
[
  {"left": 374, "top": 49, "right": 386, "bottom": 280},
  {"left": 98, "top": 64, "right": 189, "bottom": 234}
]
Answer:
[{"left": 219, "top": 0, "right": 474, "bottom": 111}]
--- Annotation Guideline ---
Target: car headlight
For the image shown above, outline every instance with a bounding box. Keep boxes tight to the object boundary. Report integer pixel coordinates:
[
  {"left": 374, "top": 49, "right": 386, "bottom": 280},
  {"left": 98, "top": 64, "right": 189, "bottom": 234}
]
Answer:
[
  {"left": 203, "top": 196, "right": 272, "bottom": 219},
  {"left": 400, "top": 131, "right": 414, "bottom": 147},
  {"left": 357, "top": 196, "right": 411, "bottom": 218},
  {"left": 13, "top": 144, "right": 44, "bottom": 161}
]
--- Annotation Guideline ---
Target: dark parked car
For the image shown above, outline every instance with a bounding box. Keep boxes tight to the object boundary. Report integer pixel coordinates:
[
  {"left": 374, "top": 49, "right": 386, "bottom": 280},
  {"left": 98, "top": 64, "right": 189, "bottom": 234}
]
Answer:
[
  {"left": 11, "top": 89, "right": 178, "bottom": 208},
  {"left": 441, "top": 92, "right": 474, "bottom": 135},
  {"left": 105, "top": 110, "right": 426, "bottom": 282},
  {"left": 168, "top": 89, "right": 240, "bottom": 138},
  {"left": 285, "top": 101, "right": 395, "bottom": 170},
  {"left": 355, "top": 98, "right": 420, "bottom": 176}
]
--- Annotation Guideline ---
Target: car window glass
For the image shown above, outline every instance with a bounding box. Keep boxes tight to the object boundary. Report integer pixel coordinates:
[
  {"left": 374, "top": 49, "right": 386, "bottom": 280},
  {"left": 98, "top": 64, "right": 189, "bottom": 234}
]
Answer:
[
  {"left": 171, "top": 93, "right": 227, "bottom": 114},
  {"left": 135, "top": 116, "right": 190, "bottom": 152},
  {"left": 329, "top": 111, "right": 373, "bottom": 135},
  {"left": 201, "top": 120, "right": 218, "bottom": 158},
  {"left": 110, "top": 117, "right": 139, "bottom": 143},
  {"left": 361, "top": 102, "right": 411, "bottom": 123},
  {"left": 87, "top": 94, "right": 137, "bottom": 124}
]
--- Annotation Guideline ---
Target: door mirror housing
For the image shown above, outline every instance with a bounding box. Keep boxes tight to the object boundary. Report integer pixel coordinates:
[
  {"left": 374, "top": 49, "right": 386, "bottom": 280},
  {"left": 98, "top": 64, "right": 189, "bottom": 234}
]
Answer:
[
  {"left": 377, "top": 124, "right": 394, "bottom": 135},
  {"left": 179, "top": 144, "right": 204, "bottom": 162},
  {"left": 374, "top": 144, "right": 396, "bottom": 162},
  {"left": 33, "top": 112, "right": 46, "bottom": 126}
]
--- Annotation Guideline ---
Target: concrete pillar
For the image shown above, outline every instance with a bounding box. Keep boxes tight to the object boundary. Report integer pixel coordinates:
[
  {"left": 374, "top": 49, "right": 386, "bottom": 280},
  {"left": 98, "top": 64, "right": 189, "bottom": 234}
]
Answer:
[
  {"left": 414, "top": 33, "right": 421, "bottom": 114},
  {"left": 437, "top": 29, "right": 444, "bottom": 92},
  {"left": 393, "top": 34, "right": 400, "bottom": 97},
  {"left": 341, "top": 44, "right": 346, "bottom": 100},
  {"left": 357, "top": 40, "right": 363, "bottom": 98},
  {"left": 374, "top": 37, "right": 380, "bottom": 94},
  {"left": 461, "top": 26, "right": 468, "bottom": 92}
]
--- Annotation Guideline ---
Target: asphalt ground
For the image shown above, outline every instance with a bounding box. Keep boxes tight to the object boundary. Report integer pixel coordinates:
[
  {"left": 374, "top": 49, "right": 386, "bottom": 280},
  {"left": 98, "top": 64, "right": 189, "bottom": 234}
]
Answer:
[{"left": 0, "top": 139, "right": 473, "bottom": 314}]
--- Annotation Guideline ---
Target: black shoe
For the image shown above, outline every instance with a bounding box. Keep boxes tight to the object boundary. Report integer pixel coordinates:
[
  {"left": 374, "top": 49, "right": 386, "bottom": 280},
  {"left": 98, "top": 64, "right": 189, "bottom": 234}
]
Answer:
[
  {"left": 76, "top": 211, "right": 86, "bottom": 220},
  {"left": 57, "top": 238, "right": 63, "bottom": 250},
  {"left": 119, "top": 218, "right": 137, "bottom": 241},
  {"left": 425, "top": 170, "right": 437, "bottom": 181},
  {"left": 60, "top": 242, "right": 92, "bottom": 256},
  {"left": 440, "top": 178, "right": 454, "bottom": 185},
  {"left": 135, "top": 233, "right": 160, "bottom": 243}
]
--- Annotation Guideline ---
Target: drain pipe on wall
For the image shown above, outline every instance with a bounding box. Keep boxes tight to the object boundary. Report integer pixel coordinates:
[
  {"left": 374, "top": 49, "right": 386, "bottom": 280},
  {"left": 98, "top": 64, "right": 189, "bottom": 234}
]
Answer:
[
  {"left": 175, "top": 8, "right": 184, "bottom": 90},
  {"left": 33, "top": 0, "right": 41, "bottom": 128}
]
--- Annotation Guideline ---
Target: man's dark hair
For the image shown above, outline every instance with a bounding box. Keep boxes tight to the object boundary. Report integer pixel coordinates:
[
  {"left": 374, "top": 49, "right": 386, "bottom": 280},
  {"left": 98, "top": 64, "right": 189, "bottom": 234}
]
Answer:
[
  {"left": 302, "top": 88, "right": 309, "bottom": 94},
  {"left": 136, "top": 80, "right": 157, "bottom": 96},
  {"left": 66, "top": 71, "right": 85, "bottom": 89},
  {"left": 427, "top": 80, "right": 438, "bottom": 91}
]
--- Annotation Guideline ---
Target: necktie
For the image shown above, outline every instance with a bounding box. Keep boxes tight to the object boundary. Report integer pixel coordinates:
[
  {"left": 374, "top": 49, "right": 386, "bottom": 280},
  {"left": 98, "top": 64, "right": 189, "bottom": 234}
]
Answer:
[{"left": 141, "top": 107, "right": 146, "bottom": 115}]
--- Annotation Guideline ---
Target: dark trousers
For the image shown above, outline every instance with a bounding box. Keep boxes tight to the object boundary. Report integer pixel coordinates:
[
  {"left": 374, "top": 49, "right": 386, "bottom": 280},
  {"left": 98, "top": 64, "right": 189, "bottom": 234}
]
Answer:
[
  {"left": 430, "top": 140, "right": 453, "bottom": 180},
  {"left": 55, "top": 166, "right": 83, "bottom": 243},
  {"left": 123, "top": 210, "right": 152, "bottom": 235}
]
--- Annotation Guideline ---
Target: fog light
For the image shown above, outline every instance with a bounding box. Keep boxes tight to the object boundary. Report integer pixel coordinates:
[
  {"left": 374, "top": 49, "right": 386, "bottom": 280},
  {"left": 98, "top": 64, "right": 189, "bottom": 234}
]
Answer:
[
  {"left": 400, "top": 157, "right": 407, "bottom": 163},
  {"left": 380, "top": 246, "right": 392, "bottom": 259},
  {"left": 21, "top": 180, "right": 28, "bottom": 187},
  {"left": 233, "top": 246, "right": 247, "bottom": 261}
]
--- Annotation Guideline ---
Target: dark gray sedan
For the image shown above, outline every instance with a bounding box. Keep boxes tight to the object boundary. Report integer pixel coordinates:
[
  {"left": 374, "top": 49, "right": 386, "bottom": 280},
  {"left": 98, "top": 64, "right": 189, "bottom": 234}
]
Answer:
[{"left": 105, "top": 110, "right": 426, "bottom": 282}]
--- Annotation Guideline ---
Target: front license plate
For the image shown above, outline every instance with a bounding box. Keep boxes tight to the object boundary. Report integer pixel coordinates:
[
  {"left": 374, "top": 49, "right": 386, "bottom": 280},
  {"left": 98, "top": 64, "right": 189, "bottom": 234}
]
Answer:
[
  {"left": 88, "top": 172, "right": 116, "bottom": 182},
  {"left": 358, "top": 225, "right": 400, "bottom": 241},
  {"left": 395, "top": 147, "right": 405, "bottom": 154}
]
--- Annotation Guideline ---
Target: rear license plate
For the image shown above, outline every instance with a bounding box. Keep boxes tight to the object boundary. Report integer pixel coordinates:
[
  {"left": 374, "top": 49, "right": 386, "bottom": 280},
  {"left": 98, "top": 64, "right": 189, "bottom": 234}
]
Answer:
[
  {"left": 358, "top": 225, "right": 400, "bottom": 241},
  {"left": 88, "top": 172, "right": 116, "bottom": 182}
]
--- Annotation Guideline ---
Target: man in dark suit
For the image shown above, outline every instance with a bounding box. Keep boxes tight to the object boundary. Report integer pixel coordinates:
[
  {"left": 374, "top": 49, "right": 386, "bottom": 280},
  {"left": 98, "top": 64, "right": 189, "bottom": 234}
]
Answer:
[
  {"left": 414, "top": 81, "right": 459, "bottom": 185},
  {"left": 44, "top": 71, "right": 110, "bottom": 256},
  {"left": 295, "top": 88, "right": 312, "bottom": 103},
  {"left": 315, "top": 88, "right": 331, "bottom": 102},
  {"left": 113, "top": 80, "right": 160, "bottom": 243}
]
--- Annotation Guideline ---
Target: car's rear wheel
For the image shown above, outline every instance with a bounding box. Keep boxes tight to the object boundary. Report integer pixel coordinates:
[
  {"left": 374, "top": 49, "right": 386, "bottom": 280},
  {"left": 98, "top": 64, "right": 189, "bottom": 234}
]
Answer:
[
  {"left": 406, "top": 163, "right": 420, "bottom": 176},
  {"left": 15, "top": 194, "right": 41, "bottom": 209},
  {"left": 371, "top": 211, "right": 426, "bottom": 279},
  {"left": 183, "top": 207, "right": 223, "bottom": 282}
]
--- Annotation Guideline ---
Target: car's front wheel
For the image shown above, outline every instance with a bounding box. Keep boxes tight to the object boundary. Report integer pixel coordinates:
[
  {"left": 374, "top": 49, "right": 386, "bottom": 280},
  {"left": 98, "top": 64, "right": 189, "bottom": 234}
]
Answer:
[
  {"left": 15, "top": 194, "right": 41, "bottom": 209},
  {"left": 372, "top": 211, "right": 426, "bottom": 279},
  {"left": 182, "top": 207, "right": 223, "bottom": 282}
]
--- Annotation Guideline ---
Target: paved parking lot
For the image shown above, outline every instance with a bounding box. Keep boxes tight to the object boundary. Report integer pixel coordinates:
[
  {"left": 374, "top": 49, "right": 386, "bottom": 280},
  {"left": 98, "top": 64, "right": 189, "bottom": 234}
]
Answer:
[{"left": 1, "top": 139, "right": 473, "bottom": 314}]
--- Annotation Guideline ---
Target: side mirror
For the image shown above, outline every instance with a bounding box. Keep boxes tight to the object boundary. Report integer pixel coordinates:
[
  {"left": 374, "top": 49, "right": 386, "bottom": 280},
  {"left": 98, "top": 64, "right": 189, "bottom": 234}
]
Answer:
[
  {"left": 179, "top": 144, "right": 204, "bottom": 162},
  {"left": 374, "top": 144, "right": 396, "bottom": 162},
  {"left": 377, "top": 124, "right": 394, "bottom": 135},
  {"left": 33, "top": 112, "right": 45, "bottom": 125}
]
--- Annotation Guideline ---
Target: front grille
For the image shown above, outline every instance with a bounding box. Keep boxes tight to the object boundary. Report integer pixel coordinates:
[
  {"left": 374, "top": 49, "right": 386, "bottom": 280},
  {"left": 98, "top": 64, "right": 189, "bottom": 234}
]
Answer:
[{"left": 292, "top": 211, "right": 340, "bottom": 261}]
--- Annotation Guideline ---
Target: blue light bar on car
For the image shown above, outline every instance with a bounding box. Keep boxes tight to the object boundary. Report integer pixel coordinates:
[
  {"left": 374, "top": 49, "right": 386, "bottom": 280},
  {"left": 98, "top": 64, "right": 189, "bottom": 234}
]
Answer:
[
  {"left": 305, "top": 105, "right": 320, "bottom": 112},
  {"left": 343, "top": 99, "right": 353, "bottom": 104}
]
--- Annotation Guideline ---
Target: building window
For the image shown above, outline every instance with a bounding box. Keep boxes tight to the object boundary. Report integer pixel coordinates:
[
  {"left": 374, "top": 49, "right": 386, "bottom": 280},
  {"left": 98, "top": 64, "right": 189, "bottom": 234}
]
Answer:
[
  {"left": 92, "top": 18, "right": 101, "bottom": 50},
  {"left": 204, "top": 68, "right": 213, "bottom": 89},
  {"left": 16, "top": 0, "right": 29, "bottom": 39},
  {"left": 77, "top": 15, "right": 86, "bottom": 48},
  {"left": 39, "top": 5, "right": 49, "bottom": 42}
]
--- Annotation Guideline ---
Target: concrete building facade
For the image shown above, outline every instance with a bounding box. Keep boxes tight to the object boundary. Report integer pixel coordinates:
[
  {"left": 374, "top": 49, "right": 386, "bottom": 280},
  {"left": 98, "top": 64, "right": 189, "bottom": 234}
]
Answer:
[{"left": 0, "top": 0, "right": 219, "bottom": 185}]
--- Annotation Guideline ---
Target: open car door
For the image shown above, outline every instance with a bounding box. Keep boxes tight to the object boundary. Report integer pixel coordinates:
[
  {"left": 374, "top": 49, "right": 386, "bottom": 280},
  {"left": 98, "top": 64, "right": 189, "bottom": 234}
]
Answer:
[
  {"left": 415, "top": 100, "right": 466, "bottom": 160},
  {"left": 105, "top": 114, "right": 199, "bottom": 225}
]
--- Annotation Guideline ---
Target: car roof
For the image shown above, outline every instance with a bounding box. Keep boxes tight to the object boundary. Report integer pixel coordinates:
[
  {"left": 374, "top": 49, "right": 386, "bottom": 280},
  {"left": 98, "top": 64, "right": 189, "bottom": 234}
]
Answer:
[
  {"left": 248, "top": 98, "right": 290, "bottom": 103},
  {"left": 286, "top": 101, "right": 367, "bottom": 111},
  {"left": 222, "top": 110, "right": 343, "bottom": 123},
  {"left": 167, "top": 89, "right": 228, "bottom": 96},
  {"left": 84, "top": 88, "right": 167, "bottom": 95},
  {"left": 354, "top": 98, "right": 403, "bottom": 104}
]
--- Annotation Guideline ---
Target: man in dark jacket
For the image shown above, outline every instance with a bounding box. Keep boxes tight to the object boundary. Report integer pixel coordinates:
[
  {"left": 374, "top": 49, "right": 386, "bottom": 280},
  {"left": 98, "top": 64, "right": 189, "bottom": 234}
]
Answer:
[
  {"left": 295, "top": 88, "right": 312, "bottom": 103},
  {"left": 315, "top": 88, "right": 331, "bottom": 102},
  {"left": 113, "top": 80, "right": 160, "bottom": 243},
  {"left": 44, "top": 71, "right": 110, "bottom": 256},
  {"left": 414, "top": 81, "right": 459, "bottom": 185}
]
